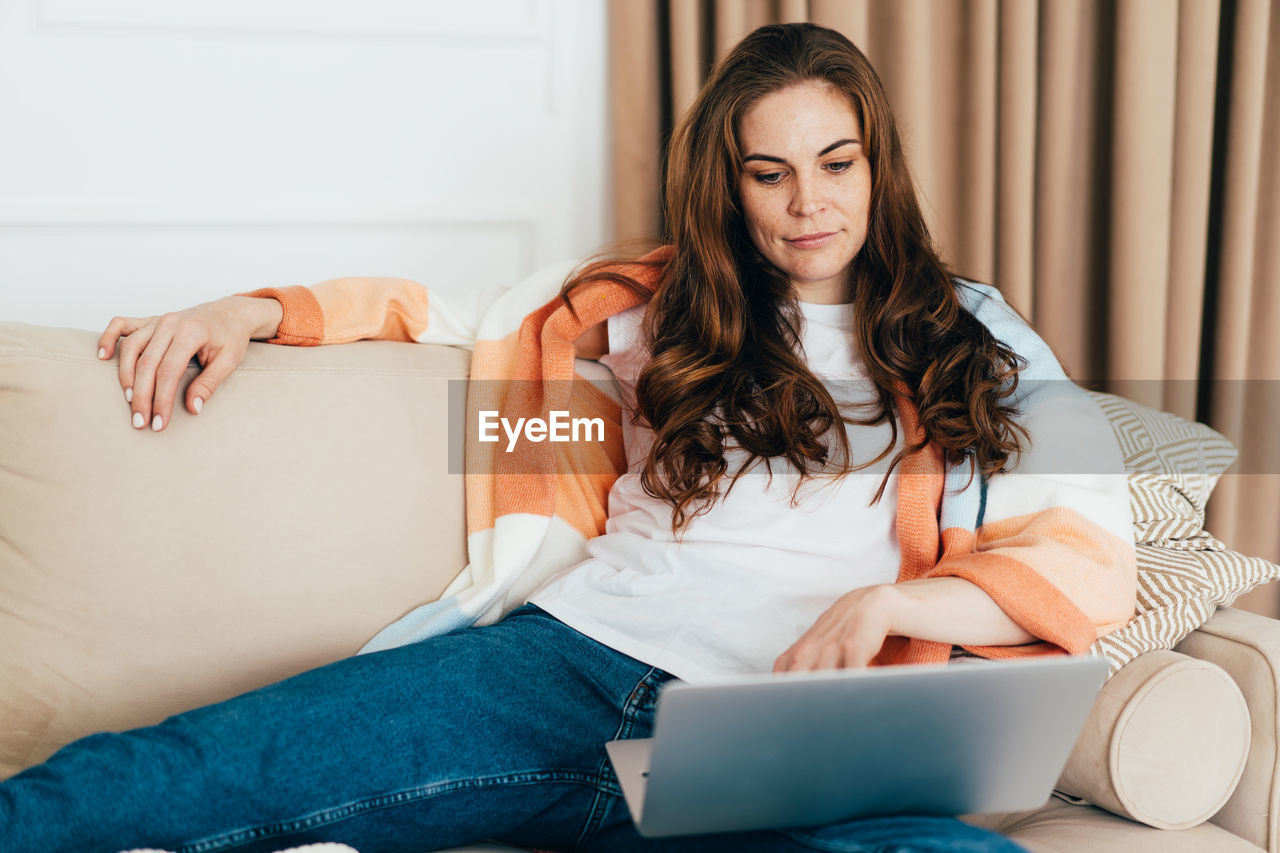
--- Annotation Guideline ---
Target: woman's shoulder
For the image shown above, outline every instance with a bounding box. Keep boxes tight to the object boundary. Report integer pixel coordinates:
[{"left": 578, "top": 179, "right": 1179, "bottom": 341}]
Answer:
[
  {"left": 951, "top": 277, "right": 1010, "bottom": 314},
  {"left": 599, "top": 303, "right": 650, "bottom": 384},
  {"left": 949, "top": 276, "right": 1067, "bottom": 381},
  {"left": 585, "top": 245, "right": 675, "bottom": 290},
  {"left": 951, "top": 276, "right": 1029, "bottom": 335}
]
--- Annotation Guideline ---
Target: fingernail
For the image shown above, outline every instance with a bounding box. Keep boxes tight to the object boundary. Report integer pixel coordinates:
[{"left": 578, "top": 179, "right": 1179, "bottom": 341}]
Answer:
[
  {"left": 193, "top": 397, "right": 203, "bottom": 414},
  {"left": 152, "top": 415, "right": 163, "bottom": 431},
  {"left": 125, "top": 387, "right": 133, "bottom": 403},
  {"left": 132, "top": 412, "right": 144, "bottom": 429},
  {"left": 98, "top": 347, "right": 106, "bottom": 360}
]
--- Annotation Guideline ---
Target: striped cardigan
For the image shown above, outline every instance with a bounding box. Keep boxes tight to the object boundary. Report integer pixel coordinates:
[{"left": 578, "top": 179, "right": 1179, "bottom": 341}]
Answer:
[{"left": 246, "top": 248, "right": 1137, "bottom": 665}]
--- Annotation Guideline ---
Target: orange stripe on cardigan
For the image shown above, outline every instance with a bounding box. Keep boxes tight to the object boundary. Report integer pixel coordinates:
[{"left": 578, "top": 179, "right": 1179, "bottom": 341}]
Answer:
[
  {"left": 890, "top": 389, "right": 945, "bottom": 586},
  {"left": 942, "top": 508, "right": 1136, "bottom": 642},
  {"left": 308, "top": 277, "right": 432, "bottom": 343},
  {"left": 465, "top": 249, "right": 667, "bottom": 541},
  {"left": 238, "top": 285, "right": 325, "bottom": 346}
]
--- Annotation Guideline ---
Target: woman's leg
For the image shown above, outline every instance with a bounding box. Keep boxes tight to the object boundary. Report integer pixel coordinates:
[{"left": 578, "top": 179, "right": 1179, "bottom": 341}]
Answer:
[{"left": 0, "top": 605, "right": 672, "bottom": 853}]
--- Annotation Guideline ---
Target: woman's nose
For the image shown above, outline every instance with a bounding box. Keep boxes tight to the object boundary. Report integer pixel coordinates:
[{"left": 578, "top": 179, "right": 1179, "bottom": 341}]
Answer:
[{"left": 788, "top": 173, "right": 825, "bottom": 217}]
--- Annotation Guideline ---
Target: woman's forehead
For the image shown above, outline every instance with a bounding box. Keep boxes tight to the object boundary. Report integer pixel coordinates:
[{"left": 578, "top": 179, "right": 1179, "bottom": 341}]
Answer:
[{"left": 738, "top": 82, "right": 863, "bottom": 154}]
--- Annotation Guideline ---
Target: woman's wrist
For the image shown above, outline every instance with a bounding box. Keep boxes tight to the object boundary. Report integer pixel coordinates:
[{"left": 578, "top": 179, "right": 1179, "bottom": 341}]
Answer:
[
  {"left": 225, "top": 296, "right": 283, "bottom": 340},
  {"left": 876, "top": 583, "right": 914, "bottom": 639}
]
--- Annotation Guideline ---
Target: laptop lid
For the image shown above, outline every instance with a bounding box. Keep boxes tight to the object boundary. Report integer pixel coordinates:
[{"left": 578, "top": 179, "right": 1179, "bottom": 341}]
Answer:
[{"left": 607, "top": 654, "right": 1109, "bottom": 838}]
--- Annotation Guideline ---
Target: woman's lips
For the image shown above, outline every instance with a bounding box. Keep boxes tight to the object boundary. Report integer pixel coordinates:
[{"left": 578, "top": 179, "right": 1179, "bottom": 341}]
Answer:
[{"left": 785, "top": 231, "right": 836, "bottom": 249}]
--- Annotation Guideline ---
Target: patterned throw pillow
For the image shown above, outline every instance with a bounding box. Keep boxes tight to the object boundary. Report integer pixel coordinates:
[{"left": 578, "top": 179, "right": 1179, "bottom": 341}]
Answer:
[
  {"left": 1086, "top": 392, "right": 1280, "bottom": 672},
  {"left": 1091, "top": 391, "right": 1239, "bottom": 542}
]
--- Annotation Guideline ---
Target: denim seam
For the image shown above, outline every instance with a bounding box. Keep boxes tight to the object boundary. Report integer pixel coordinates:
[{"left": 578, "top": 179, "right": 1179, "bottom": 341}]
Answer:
[
  {"left": 177, "top": 769, "right": 597, "bottom": 853},
  {"left": 572, "top": 666, "right": 666, "bottom": 851}
]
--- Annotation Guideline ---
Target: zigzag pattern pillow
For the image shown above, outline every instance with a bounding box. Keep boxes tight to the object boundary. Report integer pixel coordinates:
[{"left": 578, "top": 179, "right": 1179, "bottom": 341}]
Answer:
[{"left": 1086, "top": 392, "right": 1280, "bottom": 672}]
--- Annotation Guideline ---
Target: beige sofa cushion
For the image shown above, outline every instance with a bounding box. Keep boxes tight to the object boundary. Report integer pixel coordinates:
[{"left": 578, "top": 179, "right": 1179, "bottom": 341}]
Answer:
[
  {"left": 1055, "top": 649, "right": 1250, "bottom": 830},
  {"left": 0, "top": 322, "right": 470, "bottom": 779},
  {"left": 1177, "top": 607, "right": 1280, "bottom": 851},
  {"left": 964, "top": 796, "right": 1265, "bottom": 852}
]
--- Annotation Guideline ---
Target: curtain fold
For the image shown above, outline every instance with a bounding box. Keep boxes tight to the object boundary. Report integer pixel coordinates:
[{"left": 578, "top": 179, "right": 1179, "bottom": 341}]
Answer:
[
  {"left": 607, "top": 0, "right": 1280, "bottom": 612},
  {"left": 1205, "top": 0, "right": 1280, "bottom": 613}
]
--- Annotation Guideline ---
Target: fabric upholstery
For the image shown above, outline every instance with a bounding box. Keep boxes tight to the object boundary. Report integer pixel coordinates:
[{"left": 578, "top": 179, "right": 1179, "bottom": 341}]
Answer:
[
  {"left": 962, "top": 796, "right": 1264, "bottom": 852},
  {"left": 1176, "top": 606, "right": 1280, "bottom": 852},
  {"left": 1055, "top": 649, "right": 1249, "bottom": 829},
  {"left": 0, "top": 322, "right": 469, "bottom": 779},
  {"left": 1088, "top": 391, "right": 1236, "bottom": 542}
]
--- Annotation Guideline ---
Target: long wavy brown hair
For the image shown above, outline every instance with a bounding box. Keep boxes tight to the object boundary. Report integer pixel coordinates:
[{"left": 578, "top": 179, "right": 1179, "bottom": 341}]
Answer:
[{"left": 563, "top": 23, "right": 1028, "bottom": 534}]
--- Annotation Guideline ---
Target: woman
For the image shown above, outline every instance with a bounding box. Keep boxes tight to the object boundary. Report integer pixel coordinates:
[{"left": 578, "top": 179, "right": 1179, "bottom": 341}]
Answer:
[{"left": 3, "top": 23, "right": 1134, "bottom": 853}]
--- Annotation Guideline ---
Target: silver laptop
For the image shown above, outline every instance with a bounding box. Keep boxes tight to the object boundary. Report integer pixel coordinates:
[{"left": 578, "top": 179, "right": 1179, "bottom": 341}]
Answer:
[{"left": 606, "top": 654, "right": 1109, "bottom": 838}]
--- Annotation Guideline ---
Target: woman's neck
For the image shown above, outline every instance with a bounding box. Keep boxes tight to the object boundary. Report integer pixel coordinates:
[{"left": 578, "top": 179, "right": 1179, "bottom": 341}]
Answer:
[{"left": 789, "top": 273, "right": 852, "bottom": 305}]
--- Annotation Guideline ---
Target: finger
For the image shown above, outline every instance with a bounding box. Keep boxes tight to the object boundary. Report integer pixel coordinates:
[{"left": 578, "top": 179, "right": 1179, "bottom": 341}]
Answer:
[
  {"left": 130, "top": 328, "right": 175, "bottom": 430},
  {"left": 185, "top": 349, "right": 239, "bottom": 415},
  {"left": 813, "top": 643, "right": 843, "bottom": 672},
  {"left": 781, "top": 639, "right": 820, "bottom": 673},
  {"left": 116, "top": 324, "right": 157, "bottom": 406},
  {"left": 98, "top": 316, "right": 145, "bottom": 361},
  {"left": 150, "top": 336, "right": 201, "bottom": 431},
  {"left": 839, "top": 637, "right": 871, "bottom": 670}
]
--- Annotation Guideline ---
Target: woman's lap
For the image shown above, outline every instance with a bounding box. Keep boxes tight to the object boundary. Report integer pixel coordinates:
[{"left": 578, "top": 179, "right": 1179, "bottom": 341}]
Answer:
[{"left": 0, "top": 605, "right": 1023, "bottom": 853}]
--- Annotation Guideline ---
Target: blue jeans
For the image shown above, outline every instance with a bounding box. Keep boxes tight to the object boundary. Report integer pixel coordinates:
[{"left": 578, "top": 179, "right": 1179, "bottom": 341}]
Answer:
[{"left": 0, "top": 605, "right": 1026, "bottom": 853}]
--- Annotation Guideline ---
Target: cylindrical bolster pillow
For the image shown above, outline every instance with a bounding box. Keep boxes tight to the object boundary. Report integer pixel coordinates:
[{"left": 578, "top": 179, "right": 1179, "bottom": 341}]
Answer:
[{"left": 1054, "top": 649, "right": 1250, "bottom": 830}]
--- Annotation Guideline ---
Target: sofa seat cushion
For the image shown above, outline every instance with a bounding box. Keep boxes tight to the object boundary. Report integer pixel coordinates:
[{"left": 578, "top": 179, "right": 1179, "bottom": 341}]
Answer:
[{"left": 964, "top": 796, "right": 1264, "bottom": 851}]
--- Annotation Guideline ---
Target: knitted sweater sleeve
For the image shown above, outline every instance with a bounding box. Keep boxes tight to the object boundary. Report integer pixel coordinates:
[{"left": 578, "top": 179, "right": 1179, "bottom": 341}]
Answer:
[{"left": 238, "top": 277, "right": 474, "bottom": 347}]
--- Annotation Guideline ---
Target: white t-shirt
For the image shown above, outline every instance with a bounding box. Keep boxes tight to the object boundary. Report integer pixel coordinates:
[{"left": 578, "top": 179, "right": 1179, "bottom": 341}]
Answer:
[{"left": 529, "top": 300, "right": 902, "bottom": 682}]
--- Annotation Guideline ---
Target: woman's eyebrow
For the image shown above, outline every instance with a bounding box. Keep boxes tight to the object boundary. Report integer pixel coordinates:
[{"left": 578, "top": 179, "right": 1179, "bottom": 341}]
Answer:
[
  {"left": 818, "top": 138, "right": 860, "bottom": 155},
  {"left": 742, "top": 138, "right": 862, "bottom": 163}
]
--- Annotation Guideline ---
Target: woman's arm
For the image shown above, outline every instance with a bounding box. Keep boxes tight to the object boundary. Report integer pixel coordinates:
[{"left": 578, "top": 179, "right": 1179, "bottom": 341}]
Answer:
[
  {"left": 777, "top": 285, "right": 1136, "bottom": 673},
  {"left": 98, "top": 275, "right": 469, "bottom": 432},
  {"left": 773, "top": 578, "right": 1036, "bottom": 672},
  {"left": 97, "top": 295, "right": 283, "bottom": 433}
]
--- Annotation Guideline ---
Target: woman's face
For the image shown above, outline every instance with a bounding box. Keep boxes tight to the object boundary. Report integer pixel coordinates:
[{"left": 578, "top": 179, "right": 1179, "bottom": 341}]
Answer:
[{"left": 736, "top": 81, "right": 872, "bottom": 304}]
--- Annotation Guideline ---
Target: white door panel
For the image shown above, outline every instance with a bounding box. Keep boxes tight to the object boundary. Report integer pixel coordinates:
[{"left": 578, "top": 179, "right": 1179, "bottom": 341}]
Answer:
[{"left": 0, "top": 0, "right": 608, "bottom": 333}]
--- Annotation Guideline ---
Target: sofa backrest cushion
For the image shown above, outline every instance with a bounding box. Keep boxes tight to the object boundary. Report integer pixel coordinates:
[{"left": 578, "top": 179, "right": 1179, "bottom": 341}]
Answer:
[{"left": 0, "top": 322, "right": 469, "bottom": 779}]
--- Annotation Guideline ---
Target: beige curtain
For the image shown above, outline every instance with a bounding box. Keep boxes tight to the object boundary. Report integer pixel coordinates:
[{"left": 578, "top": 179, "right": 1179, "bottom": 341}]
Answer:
[{"left": 609, "top": 0, "right": 1280, "bottom": 614}]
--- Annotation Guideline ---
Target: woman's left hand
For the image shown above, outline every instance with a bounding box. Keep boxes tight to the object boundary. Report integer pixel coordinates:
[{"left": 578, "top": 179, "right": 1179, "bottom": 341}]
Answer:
[{"left": 772, "top": 584, "right": 900, "bottom": 672}]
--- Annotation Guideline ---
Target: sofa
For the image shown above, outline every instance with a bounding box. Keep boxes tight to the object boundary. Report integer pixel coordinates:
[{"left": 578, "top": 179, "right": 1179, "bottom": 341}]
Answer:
[{"left": 2, "top": 317, "right": 1279, "bottom": 853}]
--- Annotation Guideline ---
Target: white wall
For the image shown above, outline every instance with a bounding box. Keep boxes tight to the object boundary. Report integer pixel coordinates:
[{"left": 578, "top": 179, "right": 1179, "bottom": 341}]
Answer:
[{"left": 0, "top": 0, "right": 609, "bottom": 333}]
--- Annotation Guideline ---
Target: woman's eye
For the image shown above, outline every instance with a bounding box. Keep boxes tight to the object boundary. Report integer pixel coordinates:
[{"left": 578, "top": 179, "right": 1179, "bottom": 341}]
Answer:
[
  {"left": 754, "top": 172, "right": 785, "bottom": 186},
  {"left": 825, "top": 161, "right": 853, "bottom": 174}
]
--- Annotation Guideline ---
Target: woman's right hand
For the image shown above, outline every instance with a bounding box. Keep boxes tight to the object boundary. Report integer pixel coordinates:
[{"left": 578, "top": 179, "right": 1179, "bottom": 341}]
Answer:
[{"left": 97, "top": 296, "right": 283, "bottom": 432}]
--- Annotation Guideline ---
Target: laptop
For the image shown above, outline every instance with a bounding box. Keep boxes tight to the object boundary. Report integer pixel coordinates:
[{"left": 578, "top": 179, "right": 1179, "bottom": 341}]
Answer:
[{"left": 605, "top": 653, "right": 1109, "bottom": 838}]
